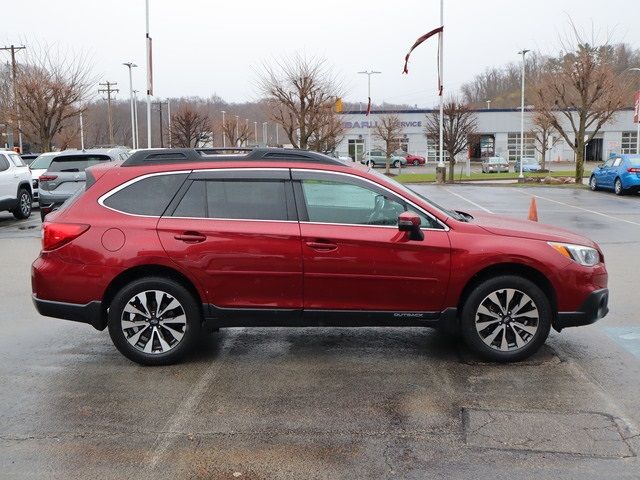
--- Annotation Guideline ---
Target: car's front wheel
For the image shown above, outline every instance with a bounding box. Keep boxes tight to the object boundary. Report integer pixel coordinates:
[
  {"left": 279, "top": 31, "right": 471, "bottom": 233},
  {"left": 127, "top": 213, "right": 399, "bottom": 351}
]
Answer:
[
  {"left": 589, "top": 175, "right": 598, "bottom": 191},
  {"left": 614, "top": 178, "right": 625, "bottom": 196},
  {"left": 12, "top": 188, "right": 32, "bottom": 220},
  {"left": 392, "top": 160, "right": 400, "bottom": 168},
  {"left": 460, "top": 275, "right": 551, "bottom": 362},
  {"left": 413, "top": 160, "right": 419, "bottom": 166},
  {"left": 108, "top": 277, "right": 201, "bottom": 365}
]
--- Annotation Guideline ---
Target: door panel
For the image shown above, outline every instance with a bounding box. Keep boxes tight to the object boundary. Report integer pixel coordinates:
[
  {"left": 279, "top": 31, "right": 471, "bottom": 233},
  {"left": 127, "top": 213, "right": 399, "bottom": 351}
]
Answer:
[
  {"left": 0, "top": 156, "right": 12, "bottom": 201},
  {"left": 157, "top": 217, "right": 303, "bottom": 309}
]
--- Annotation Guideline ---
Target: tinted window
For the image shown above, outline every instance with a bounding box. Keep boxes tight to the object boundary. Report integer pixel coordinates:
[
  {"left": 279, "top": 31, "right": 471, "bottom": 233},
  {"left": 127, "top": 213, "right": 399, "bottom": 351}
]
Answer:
[
  {"left": 48, "top": 155, "right": 111, "bottom": 172},
  {"left": 301, "top": 179, "right": 437, "bottom": 228},
  {"left": 172, "top": 179, "right": 288, "bottom": 221},
  {"left": 103, "top": 174, "right": 188, "bottom": 216},
  {"left": 612, "top": 158, "right": 622, "bottom": 167},
  {"left": 0, "top": 156, "right": 8, "bottom": 172}
]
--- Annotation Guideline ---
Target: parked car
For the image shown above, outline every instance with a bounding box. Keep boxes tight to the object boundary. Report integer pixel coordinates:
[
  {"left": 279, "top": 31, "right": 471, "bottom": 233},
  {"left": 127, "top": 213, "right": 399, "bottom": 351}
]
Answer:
[
  {"left": 20, "top": 153, "right": 39, "bottom": 165},
  {"left": 361, "top": 150, "right": 407, "bottom": 168},
  {"left": 405, "top": 153, "right": 426, "bottom": 166},
  {"left": 514, "top": 157, "right": 541, "bottom": 173},
  {"left": 32, "top": 147, "right": 609, "bottom": 366},
  {"left": 0, "top": 150, "right": 32, "bottom": 219},
  {"left": 481, "top": 156, "right": 509, "bottom": 173},
  {"left": 29, "top": 152, "right": 59, "bottom": 202},
  {"left": 589, "top": 155, "right": 640, "bottom": 195},
  {"left": 38, "top": 147, "right": 129, "bottom": 220}
]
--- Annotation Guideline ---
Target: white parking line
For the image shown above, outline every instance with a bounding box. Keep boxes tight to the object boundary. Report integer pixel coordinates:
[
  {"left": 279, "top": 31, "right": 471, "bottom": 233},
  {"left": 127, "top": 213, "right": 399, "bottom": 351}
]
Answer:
[
  {"left": 524, "top": 192, "right": 640, "bottom": 227},
  {"left": 441, "top": 187, "right": 493, "bottom": 213}
]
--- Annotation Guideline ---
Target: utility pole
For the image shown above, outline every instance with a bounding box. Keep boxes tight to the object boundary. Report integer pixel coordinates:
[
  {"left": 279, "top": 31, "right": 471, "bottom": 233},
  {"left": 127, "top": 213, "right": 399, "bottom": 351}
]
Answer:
[
  {"left": 167, "top": 100, "right": 172, "bottom": 148},
  {"left": 133, "top": 90, "right": 140, "bottom": 149},
  {"left": 98, "top": 81, "right": 119, "bottom": 145},
  {"left": 153, "top": 100, "right": 168, "bottom": 148},
  {"left": 518, "top": 49, "right": 530, "bottom": 181},
  {"left": 1, "top": 45, "right": 26, "bottom": 152}
]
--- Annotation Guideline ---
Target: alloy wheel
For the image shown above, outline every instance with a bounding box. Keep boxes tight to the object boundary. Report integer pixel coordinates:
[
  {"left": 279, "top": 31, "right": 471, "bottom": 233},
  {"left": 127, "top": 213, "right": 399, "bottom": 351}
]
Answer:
[
  {"left": 474, "top": 288, "right": 539, "bottom": 352},
  {"left": 590, "top": 176, "right": 597, "bottom": 191},
  {"left": 120, "top": 290, "right": 187, "bottom": 354},
  {"left": 20, "top": 192, "right": 31, "bottom": 216},
  {"left": 615, "top": 179, "right": 623, "bottom": 195}
]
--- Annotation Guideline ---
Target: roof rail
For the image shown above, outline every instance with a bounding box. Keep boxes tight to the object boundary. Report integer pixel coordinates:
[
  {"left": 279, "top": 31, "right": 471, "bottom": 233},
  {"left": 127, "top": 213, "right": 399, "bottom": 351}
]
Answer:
[{"left": 122, "top": 147, "right": 344, "bottom": 166}]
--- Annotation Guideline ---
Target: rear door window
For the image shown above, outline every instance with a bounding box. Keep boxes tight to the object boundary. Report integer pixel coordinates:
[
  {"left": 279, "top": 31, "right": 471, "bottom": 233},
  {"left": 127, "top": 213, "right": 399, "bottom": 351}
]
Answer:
[
  {"left": 0, "top": 155, "right": 9, "bottom": 172},
  {"left": 48, "top": 155, "right": 111, "bottom": 172},
  {"left": 102, "top": 173, "right": 188, "bottom": 216},
  {"left": 171, "top": 179, "right": 289, "bottom": 221}
]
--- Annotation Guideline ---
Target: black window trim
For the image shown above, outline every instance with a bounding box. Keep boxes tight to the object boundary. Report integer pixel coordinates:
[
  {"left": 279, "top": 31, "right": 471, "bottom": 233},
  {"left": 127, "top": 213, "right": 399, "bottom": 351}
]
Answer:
[
  {"left": 166, "top": 168, "right": 298, "bottom": 223},
  {"left": 291, "top": 169, "right": 448, "bottom": 231}
]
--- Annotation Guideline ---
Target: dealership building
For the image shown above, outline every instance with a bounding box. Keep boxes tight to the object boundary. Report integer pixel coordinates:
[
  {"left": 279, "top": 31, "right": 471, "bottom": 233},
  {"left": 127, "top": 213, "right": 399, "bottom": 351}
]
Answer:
[{"left": 337, "top": 108, "right": 638, "bottom": 163}]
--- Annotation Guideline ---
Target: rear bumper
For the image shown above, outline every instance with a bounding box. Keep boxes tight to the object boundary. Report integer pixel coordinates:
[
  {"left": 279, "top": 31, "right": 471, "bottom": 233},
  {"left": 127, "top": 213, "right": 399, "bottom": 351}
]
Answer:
[
  {"left": 32, "top": 295, "right": 106, "bottom": 330},
  {"left": 555, "top": 288, "right": 609, "bottom": 331}
]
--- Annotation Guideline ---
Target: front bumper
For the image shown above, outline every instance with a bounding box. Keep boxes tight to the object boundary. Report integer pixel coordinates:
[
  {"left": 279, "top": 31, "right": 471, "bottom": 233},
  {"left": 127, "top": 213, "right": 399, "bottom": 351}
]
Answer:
[
  {"left": 32, "top": 295, "right": 106, "bottom": 330},
  {"left": 555, "top": 288, "right": 609, "bottom": 331}
]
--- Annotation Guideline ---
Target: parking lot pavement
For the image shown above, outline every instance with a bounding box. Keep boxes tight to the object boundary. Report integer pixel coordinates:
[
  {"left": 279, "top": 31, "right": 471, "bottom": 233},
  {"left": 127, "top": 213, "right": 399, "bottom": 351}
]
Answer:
[{"left": 2, "top": 187, "right": 640, "bottom": 479}]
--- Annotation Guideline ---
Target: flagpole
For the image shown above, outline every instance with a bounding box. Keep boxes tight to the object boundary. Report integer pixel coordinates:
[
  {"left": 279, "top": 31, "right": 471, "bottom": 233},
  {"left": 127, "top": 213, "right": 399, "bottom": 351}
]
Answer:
[
  {"left": 358, "top": 70, "right": 381, "bottom": 165},
  {"left": 438, "top": 0, "right": 444, "bottom": 171},
  {"left": 145, "top": 0, "right": 152, "bottom": 148}
]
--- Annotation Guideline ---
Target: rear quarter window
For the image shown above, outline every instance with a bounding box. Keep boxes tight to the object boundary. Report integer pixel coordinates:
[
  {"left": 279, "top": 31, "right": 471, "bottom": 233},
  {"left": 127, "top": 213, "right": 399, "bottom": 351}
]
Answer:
[{"left": 102, "top": 173, "right": 188, "bottom": 216}]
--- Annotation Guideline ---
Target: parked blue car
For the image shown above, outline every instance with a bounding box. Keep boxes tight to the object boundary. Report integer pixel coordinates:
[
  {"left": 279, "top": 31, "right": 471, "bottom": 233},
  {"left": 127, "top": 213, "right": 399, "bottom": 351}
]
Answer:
[{"left": 589, "top": 154, "right": 640, "bottom": 195}]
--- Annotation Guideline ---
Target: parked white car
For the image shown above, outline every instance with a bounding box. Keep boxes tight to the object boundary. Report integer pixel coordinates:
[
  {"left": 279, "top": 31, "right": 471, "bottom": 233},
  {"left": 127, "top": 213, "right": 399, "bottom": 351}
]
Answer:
[{"left": 0, "top": 150, "right": 33, "bottom": 219}]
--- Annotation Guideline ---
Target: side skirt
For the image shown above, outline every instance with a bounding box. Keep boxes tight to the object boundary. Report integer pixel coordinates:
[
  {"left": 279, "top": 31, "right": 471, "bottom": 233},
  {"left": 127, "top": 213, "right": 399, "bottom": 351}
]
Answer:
[{"left": 203, "top": 304, "right": 459, "bottom": 331}]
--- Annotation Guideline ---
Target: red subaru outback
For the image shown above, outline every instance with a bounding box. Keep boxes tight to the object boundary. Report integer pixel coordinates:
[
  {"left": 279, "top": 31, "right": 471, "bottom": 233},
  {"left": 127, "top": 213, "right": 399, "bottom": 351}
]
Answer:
[{"left": 32, "top": 148, "right": 609, "bottom": 365}]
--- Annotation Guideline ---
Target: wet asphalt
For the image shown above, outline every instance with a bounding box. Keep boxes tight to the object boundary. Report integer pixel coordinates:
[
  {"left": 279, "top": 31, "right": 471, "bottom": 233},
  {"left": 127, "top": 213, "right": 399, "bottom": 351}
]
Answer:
[{"left": 1, "top": 185, "right": 640, "bottom": 479}]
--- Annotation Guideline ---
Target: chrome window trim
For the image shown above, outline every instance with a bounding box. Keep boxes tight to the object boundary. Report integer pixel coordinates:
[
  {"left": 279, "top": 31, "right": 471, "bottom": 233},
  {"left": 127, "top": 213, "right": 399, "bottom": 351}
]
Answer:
[
  {"left": 292, "top": 168, "right": 450, "bottom": 231},
  {"left": 97, "top": 170, "right": 192, "bottom": 218}
]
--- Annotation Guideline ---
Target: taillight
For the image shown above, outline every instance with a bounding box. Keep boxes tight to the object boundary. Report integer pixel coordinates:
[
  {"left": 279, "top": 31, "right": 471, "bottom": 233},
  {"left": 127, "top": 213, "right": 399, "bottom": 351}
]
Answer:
[
  {"left": 42, "top": 223, "right": 89, "bottom": 251},
  {"left": 39, "top": 174, "right": 58, "bottom": 182},
  {"left": 628, "top": 167, "right": 640, "bottom": 173}
]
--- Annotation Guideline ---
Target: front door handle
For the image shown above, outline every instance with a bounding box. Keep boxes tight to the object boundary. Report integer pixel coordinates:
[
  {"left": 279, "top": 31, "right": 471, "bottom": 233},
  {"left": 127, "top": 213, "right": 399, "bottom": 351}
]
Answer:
[
  {"left": 174, "top": 232, "right": 207, "bottom": 243},
  {"left": 305, "top": 240, "right": 338, "bottom": 251}
]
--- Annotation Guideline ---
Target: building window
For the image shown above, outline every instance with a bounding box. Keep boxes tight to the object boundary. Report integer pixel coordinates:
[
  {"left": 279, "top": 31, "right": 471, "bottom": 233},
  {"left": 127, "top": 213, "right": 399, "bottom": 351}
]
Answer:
[
  {"left": 507, "top": 133, "right": 535, "bottom": 161},
  {"left": 391, "top": 137, "right": 409, "bottom": 153},
  {"left": 621, "top": 132, "right": 638, "bottom": 154}
]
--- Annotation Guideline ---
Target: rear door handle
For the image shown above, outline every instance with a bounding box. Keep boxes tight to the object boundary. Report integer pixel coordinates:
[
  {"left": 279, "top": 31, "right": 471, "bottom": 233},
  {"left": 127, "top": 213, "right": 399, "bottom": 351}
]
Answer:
[
  {"left": 305, "top": 240, "right": 338, "bottom": 251},
  {"left": 174, "top": 232, "right": 207, "bottom": 243}
]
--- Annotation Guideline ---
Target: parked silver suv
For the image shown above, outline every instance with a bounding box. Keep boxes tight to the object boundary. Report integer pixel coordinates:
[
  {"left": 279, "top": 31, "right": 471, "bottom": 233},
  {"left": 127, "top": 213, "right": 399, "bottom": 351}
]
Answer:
[
  {"left": 0, "top": 150, "right": 33, "bottom": 219},
  {"left": 39, "top": 147, "right": 129, "bottom": 220}
]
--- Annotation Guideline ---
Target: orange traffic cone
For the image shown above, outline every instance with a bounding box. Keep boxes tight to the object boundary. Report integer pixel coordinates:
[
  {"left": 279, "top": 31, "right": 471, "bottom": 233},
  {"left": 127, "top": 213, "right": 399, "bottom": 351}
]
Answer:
[{"left": 528, "top": 197, "right": 538, "bottom": 222}]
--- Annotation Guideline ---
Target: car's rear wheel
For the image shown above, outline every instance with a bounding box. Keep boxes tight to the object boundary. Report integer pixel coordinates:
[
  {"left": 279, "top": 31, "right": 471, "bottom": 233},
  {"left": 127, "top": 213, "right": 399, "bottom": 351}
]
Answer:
[
  {"left": 589, "top": 175, "right": 598, "bottom": 191},
  {"left": 392, "top": 160, "right": 400, "bottom": 168},
  {"left": 413, "top": 160, "right": 419, "bottom": 166},
  {"left": 460, "top": 275, "right": 551, "bottom": 362},
  {"left": 614, "top": 178, "right": 625, "bottom": 196},
  {"left": 12, "top": 188, "right": 32, "bottom": 220},
  {"left": 368, "top": 160, "right": 375, "bottom": 168},
  {"left": 108, "top": 277, "right": 201, "bottom": 366}
]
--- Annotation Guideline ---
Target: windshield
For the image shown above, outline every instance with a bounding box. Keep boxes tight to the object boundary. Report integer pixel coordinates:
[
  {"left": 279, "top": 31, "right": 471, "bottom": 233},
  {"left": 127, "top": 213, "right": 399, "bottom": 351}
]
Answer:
[
  {"left": 30, "top": 153, "right": 57, "bottom": 170},
  {"left": 367, "top": 169, "right": 464, "bottom": 221},
  {"left": 48, "top": 155, "right": 111, "bottom": 172}
]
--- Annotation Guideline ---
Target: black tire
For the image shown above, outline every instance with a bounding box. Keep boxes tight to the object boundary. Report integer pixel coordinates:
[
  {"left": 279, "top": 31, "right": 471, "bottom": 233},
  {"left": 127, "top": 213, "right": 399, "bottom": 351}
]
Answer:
[
  {"left": 12, "top": 188, "right": 32, "bottom": 220},
  {"left": 614, "top": 178, "right": 625, "bottom": 196},
  {"left": 369, "top": 160, "right": 375, "bottom": 168},
  {"left": 460, "top": 275, "right": 551, "bottom": 363},
  {"left": 108, "top": 276, "right": 202, "bottom": 366},
  {"left": 392, "top": 160, "right": 400, "bottom": 168},
  {"left": 589, "top": 175, "right": 598, "bottom": 191},
  {"left": 413, "top": 160, "right": 419, "bottom": 166}
]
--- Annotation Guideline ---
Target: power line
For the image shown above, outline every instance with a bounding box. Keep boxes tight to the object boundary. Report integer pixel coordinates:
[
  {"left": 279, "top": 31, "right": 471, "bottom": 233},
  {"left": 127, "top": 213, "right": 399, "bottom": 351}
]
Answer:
[{"left": 98, "top": 81, "right": 119, "bottom": 145}]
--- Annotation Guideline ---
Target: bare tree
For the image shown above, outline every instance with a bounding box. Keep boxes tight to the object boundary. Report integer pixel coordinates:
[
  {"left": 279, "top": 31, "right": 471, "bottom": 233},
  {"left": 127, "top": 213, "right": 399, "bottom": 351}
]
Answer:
[
  {"left": 424, "top": 98, "right": 477, "bottom": 183},
  {"left": 533, "top": 30, "right": 632, "bottom": 183},
  {"left": 170, "top": 105, "right": 211, "bottom": 147},
  {"left": 221, "top": 116, "right": 251, "bottom": 147},
  {"left": 530, "top": 112, "right": 560, "bottom": 171},
  {"left": 257, "top": 54, "right": 343, "bottom": 150},
  {"left": 14, "top": 45, "right": 94, "bottom": 151},
  {"left": 307, "top": 109, "right": 345, "bottom": 153},
  {"left": 372, "top": 114, "right": 403, "bottom": 174}
]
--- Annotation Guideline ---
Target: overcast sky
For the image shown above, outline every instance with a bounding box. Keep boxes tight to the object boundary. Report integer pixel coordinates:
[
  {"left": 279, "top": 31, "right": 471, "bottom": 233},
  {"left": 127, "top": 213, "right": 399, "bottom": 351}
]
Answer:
[{"left": 4, "top": 0, "right": 639, "bottom": 108}]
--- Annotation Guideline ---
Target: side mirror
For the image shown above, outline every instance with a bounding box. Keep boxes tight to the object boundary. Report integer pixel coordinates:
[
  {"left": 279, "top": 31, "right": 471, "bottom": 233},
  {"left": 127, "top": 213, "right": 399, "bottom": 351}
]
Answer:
[{"left": 398, "top": 212, "right": 424, "bottom": 241}]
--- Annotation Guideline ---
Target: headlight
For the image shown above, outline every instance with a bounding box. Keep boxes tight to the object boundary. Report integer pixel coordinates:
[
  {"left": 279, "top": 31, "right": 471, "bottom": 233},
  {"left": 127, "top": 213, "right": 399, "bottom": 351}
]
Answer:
[{"left": 548, "top": 242, "right": 600, "bottom": 266}]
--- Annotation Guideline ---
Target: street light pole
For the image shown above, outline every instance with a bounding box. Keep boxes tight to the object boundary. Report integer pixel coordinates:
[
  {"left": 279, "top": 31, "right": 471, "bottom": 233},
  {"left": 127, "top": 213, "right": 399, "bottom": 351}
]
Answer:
[
  {"left": 167, "top": 100, "right": 172, "bottom": 147},
  {"left": 518, "top": 49, "right": 530, "bottom": 180},
  {"left": 123, "top": 62, "right": 138, "bottom": 149},
  {"left": 438, "top": 0, "right": 445, "bottom": 171},
  {"left": 245, "top": 118, "right": 249, "bottom": 146},
  {"left": 79, "top": 111, "right": 85, "bottom": 150},
  {"left": 221, "top": 110, "right": 226, "bottom": 147},
  {"left": 357, "top": 70, "right": 381, "bottom": 164},
  {"left": 145, "top": 0, "right": 152, "bottom": 148},
  {"left": 263, "top": 122, "right": 268, "bottom": 146},
  {"left": 254, "top": 121, "right": 258, "bottom": 146}
]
